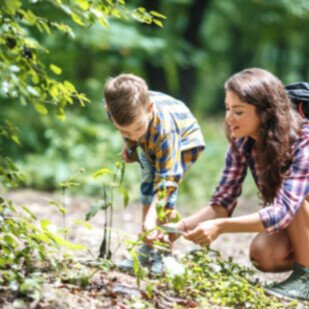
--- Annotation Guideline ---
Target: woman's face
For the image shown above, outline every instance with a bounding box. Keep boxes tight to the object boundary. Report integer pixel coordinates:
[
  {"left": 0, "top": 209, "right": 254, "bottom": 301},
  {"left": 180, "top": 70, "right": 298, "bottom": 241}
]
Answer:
[{"left": 225, "top": 91, "right": 262, "bottom": 141}]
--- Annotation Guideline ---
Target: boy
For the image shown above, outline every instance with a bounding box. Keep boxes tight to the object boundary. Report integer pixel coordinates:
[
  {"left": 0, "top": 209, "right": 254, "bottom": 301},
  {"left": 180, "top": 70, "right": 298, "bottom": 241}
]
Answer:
[{"left": 104, "top": 73, "right": 205, "bottom": 273}]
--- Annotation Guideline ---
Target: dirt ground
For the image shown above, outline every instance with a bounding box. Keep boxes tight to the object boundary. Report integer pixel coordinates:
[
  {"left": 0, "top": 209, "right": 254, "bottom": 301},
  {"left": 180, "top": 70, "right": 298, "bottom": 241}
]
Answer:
[{"left": 3, "top": 189, "right": 292, "bottom": 308}]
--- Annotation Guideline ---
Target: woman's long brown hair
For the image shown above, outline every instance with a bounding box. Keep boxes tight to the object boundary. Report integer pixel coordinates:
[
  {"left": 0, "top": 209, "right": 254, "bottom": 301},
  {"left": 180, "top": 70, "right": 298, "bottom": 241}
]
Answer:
[{"left": 225, "top": 68, "right": 303, "bottom": 205}]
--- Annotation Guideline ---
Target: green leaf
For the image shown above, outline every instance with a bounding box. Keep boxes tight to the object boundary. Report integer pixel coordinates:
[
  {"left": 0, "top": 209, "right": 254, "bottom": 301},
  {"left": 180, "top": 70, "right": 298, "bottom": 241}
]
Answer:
[
  {"left": 34, "top": 104, "right": 48, "bottom": 115},
  {"left": 22, "top": 206, "right": 37, "bottom": 220},
  {"left": 92, "top": 168, "right": 114, "bottom": 178},
  {"left": 11, "top": 134, "right": 20, "bottom": 145},
  {"left": 40, "top": 219, "right": 52, "bottom": 231},
  {"left": 64, "top": 80, "right": 75, "bottom": 92},
  {"left": 19, "top": 277, "right": 42, "bottom": 295},
  {"left": 76, "top": 0, "right": 90, "bottom": 11},
  {"left": 115, "top": 161, "right": 126, "bottom": 186},
  {"left": 49, "top": 84, "right": 59, "bottom": 98},
  {"left": 60, "top": 180, "right": 80, "bottom": 188},
  {"left": 85, "top": 200, "right": 111, "bottom": 221},
  {"left": 74, "top": 220, "right": 92, "bottom": 230},
  {"left": 56, "top": 108, "right": 66, "bottom": 121},
  {"left": 52, "top": 22, "right": 74, "bottom": 37},
  {"left": 31, "top": 73, "right": 39, "bottom": 84},
  {"left": 24, "top": 9, "right": 38, "bottom": 25},
  {"left": 50, "top": 64, "right": 62, "bottom": 75},
  {"left": 40, "top": 21, "right": 51, "bottom": 35},
  {"left": 111, "top": 9, "right": 121, "bottom": 18},
  {"left": 71, "top": 12, "right": 85, "bottom": 26},
  {"left": 153, "top": 19, "right": 163, "bottom": 28},
  {"left": 3, "top": 234, "right": 18, "bottom": 247},
  {"left": 150, "top": 11, "right": 166, "bottom": 19},
  {"left": 59, "top": 207, "right": 67, "bottom": 215},
  {"left": 48, "top": 200, "right": 62, "bottom": 208},
  {"left": 48, "top": 233, "right": 86, "bottom": 250},
  {"left": 4, "top": 0, "right": 22, "bottom": 15},
  {"left": 118, "top": 186, "right": 129, "bottom": 208}
]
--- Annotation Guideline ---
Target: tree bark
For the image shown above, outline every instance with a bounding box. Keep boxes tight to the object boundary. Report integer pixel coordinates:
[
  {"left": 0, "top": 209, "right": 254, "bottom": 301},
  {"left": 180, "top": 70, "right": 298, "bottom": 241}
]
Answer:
[
  {"left": 178, "top": 0, "right": 211, "bottom": 106},
  {"left": 140, "top": 0, "right": 211, "bottom": 105}
]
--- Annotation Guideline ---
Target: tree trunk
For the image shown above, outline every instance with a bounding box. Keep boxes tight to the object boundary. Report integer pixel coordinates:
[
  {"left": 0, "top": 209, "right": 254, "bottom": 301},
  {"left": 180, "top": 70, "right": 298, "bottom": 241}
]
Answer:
[
  {"left": 178, "top": 0, "right": 211, "bottom": 106},
  {"left": 140, "top": 0, "right": 211, "bottom": 105}
]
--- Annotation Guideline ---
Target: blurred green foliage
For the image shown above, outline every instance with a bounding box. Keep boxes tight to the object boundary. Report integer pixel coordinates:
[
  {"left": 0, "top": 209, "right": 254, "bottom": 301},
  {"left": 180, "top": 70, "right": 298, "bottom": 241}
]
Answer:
[
  {"left": 1, "top": 0, "right": 308, "bottom": 206},
  {"left": 0, "top": 0, "right": 165, "bottom": 191}
]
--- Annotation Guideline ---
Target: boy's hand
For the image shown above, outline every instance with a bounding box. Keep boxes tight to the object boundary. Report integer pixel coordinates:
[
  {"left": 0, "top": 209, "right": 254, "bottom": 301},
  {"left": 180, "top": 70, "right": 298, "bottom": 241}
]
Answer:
[
  {"left": 160, "top": 222, "right": 184, "bottom": 242},
  {"left": 121, "top": 144, "right": 136, "bottom": 163},
  {"left": 143, "top": 220, "right": 168, "bottom": 246}
]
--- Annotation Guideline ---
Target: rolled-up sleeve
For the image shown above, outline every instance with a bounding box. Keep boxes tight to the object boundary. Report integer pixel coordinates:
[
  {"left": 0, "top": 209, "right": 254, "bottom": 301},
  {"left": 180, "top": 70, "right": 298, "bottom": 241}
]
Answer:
[
  {"left": 209, "top": 144, "right": 248, "bottom": 215},
  {"left": 259, "top": 139, "right": 309, "bottom": 233}
]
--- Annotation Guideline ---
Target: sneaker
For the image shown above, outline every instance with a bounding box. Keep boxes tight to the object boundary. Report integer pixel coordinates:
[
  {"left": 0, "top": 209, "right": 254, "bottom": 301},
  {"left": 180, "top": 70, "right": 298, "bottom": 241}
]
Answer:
[
  {"left": 118, "top": 244, "right": 152, "bottom": 272},
  {"left": 264, "top": 263, "right": 309, "bottom": 301},
  {"left": 149, "top": 251, "right": 166, "bottom": 275}
]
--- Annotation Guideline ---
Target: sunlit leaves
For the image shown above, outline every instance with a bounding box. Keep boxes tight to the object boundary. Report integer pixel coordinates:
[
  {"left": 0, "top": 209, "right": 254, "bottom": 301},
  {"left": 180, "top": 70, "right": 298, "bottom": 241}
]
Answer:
[
  {"left": 150, "top": 11, "right": 166, "bottom": 20},
  {"left": 34, "top": 103, "right": 48, "bottom": 115},
  {"left": 51, "top": 22, "right": 74, "bottom": 38},
  {"left": 3, "top": 0, "right": 21, "bottom": 15},
  {"left": 0, "top": 120, "right": 20, "bottom": 145},
  {"left": 0, "top": 156, "right": 25, "bottom": 188},
  {"left": 150, "top": 10, "right": 166, "bottom": 28},
  {"left": 132, "top": 7, "right": 152, "bottom": 24},
  {"left": 0, "top": 0, "right": 165, "bottom": 138},
  {"left": 49, "top": 84, "right": 59, "bottom": 98},
  {"left": 0, "top": 198, "right": 86, "bottom": 300},
  {"left": 76, "top": 0, "right": 90, "bottom": 11},
  {"left": 50, "top": 64, "right": 62, "bottom": 75},
  {"left": 20, "top": 9, "right": 38, "bottom": 25},
  {"left": 71, "top": 12, "right": 85, "bottom": 26},
  {"left": 92, "top": 168, "right": 114, "bottom": 178},
  {"left": 59, "top": 168, "right": 85, "bottom": 189}
]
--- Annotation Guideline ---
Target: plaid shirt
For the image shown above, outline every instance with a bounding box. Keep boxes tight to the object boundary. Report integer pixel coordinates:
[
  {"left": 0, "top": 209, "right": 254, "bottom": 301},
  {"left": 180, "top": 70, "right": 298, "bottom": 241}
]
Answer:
[
  {"left": 210, "top": 122, "right": 309, "bottom": 234},
  {"left": 126, "top": 91, "right": 205, "bottom": 194}
]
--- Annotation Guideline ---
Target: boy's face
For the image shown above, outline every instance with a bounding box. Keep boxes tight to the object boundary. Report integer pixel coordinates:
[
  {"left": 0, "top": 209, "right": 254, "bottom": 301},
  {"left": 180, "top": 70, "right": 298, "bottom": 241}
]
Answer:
[{"left": 112, "top": 104, "right": 153, "bottom": 141}]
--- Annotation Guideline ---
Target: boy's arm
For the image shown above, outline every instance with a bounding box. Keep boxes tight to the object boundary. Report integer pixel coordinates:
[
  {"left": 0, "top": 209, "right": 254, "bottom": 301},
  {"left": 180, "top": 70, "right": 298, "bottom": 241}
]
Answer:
[
  {"left": 143, "top": 194, "right": 159, "bottom": 231},
  {"left": 142, "top": 133, "right": 182, "bottom": 242},
  {"left": 143, "top": 192, "right": 177, "bottom": 245},
  {"left": 143, "top": 192, "right": 175, "bottom": 229}
]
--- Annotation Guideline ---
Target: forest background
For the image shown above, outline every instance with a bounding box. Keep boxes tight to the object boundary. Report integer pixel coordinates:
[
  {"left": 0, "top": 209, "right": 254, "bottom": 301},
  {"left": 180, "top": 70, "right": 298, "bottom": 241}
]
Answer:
[{"left": 2, "top": 0, "right": 309, "bottom": 209}]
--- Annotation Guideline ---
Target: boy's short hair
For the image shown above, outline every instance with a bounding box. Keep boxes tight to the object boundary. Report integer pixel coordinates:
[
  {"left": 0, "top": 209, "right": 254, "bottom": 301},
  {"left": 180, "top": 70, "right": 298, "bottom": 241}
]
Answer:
[{"left": 104, "top": 74, "right": 150, "bottom": 125}]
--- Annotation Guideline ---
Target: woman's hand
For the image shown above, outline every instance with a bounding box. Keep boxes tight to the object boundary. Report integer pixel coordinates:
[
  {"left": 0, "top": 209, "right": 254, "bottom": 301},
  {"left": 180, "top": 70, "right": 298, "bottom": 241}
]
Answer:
[{"left": 184, "top": 219, "right": 224, "bottom": 247}]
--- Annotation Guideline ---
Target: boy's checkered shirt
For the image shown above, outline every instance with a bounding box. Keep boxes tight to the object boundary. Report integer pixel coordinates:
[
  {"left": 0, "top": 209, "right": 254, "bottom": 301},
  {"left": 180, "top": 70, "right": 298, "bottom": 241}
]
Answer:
[{"left": 125, "top": 91, "right": 205, "bottom": 194}]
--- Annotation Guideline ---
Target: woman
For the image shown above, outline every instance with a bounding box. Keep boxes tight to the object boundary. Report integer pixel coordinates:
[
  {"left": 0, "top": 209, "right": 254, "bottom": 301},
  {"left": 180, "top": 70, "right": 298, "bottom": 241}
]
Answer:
[{"left": 169, "top": 68, "right": 309, "bottom": 300}]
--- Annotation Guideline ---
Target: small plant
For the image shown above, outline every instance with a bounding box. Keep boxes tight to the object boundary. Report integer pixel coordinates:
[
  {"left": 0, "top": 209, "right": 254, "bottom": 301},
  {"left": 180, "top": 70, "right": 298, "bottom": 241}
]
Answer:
[
  {"left": 48, "top": 168, "right": 85, "bottom": 239},
  {"left": 0, "top": 195, "right": 85, "bottom": 303},
  {"left": 155, "top": 187, "right": 181, "bottom": 224},
  {"left": 86, "top": 161, "right": 129, "bottom": 259},
  {"left": 125, "top": 248, "right": 296, "bottom": 308},
  {"left": 126, "top": 188, "right": 179, "bottom": 288}
]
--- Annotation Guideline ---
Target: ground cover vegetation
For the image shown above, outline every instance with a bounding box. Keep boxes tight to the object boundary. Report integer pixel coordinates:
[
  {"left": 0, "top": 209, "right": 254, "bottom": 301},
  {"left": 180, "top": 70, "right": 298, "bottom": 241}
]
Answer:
[{"left": 1, "top": 0, "right": 309, "bottom": 307}]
